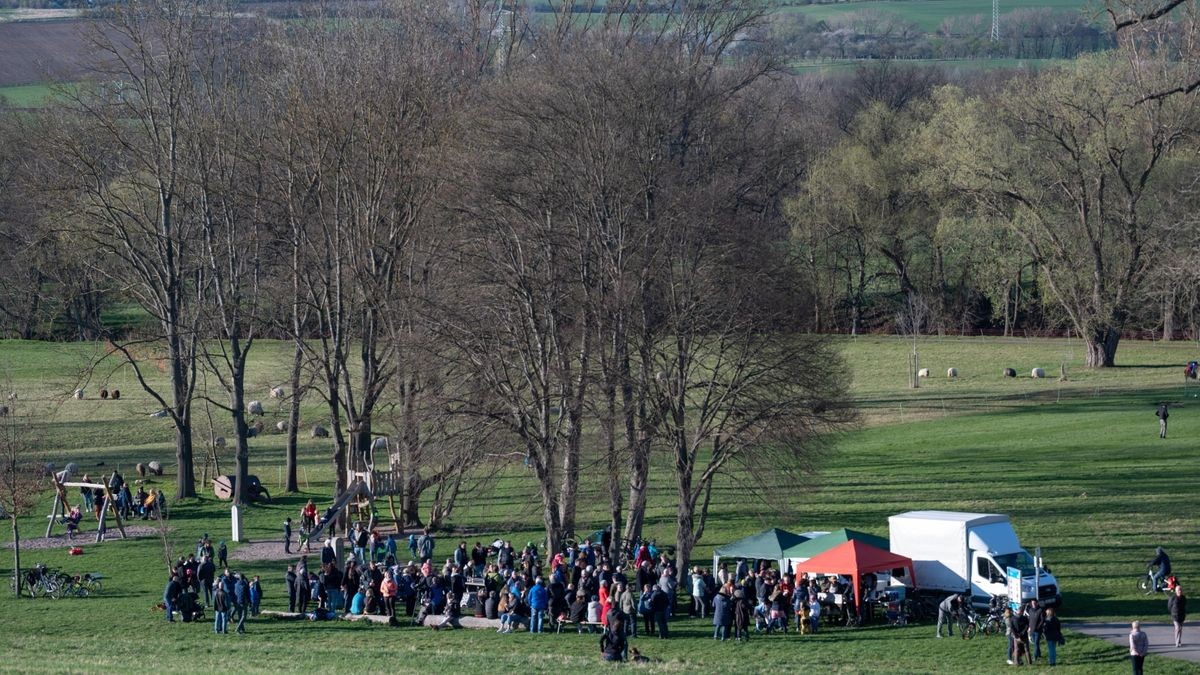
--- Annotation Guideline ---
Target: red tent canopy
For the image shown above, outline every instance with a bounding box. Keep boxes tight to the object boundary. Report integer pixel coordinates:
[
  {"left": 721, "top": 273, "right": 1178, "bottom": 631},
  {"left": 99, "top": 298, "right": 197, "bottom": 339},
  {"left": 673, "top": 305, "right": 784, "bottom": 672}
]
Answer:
[{"left": 793, "top": 539, "right": 918, "bottom": 613}]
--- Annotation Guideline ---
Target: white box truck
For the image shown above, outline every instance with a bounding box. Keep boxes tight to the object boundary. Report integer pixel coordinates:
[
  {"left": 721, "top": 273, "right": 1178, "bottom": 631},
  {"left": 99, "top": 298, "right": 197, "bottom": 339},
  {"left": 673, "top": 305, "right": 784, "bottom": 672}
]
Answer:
[{"left": 888, "top": 510, "right": 1061, "bottom": 608}]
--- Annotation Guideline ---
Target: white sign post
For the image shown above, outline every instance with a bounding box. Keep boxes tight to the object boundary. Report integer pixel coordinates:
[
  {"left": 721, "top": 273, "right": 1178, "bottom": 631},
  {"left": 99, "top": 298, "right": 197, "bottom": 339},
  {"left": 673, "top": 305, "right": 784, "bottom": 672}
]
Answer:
[
  {"left": 231, "top": 504, "right": 243, "bottom": 543},
  {"left": 1007, "top": 566, "right": 1022, "bottom": 610}
]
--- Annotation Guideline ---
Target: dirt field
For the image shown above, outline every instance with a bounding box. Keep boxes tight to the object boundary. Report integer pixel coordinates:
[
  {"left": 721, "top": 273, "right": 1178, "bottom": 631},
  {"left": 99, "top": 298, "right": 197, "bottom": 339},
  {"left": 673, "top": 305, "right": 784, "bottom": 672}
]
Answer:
[{"left": 0, "top": 19, "right": 107, "bottom": 86}]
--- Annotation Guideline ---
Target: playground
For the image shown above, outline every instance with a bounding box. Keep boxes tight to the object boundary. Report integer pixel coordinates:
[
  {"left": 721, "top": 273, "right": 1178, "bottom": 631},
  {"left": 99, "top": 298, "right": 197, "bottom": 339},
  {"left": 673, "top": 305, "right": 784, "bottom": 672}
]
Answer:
[{"left": 1, "top": 336, "right": 1199, "bottom": 673}]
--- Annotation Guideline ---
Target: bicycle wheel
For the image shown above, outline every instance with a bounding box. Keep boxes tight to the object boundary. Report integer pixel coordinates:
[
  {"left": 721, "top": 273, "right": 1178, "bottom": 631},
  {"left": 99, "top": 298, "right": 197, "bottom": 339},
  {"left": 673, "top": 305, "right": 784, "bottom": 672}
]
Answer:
[
  {"left": 1138, "top": 576, "right": 1154, "bottom": 594},
  {"left": 984, "top": 617, "right": 1003, "bottom": 636},
  {"left": 961, "top": 621, "right": 977, "bottom": 640},
  {"left": 44, "top": 578, "right": 62, "bottom": 599}
]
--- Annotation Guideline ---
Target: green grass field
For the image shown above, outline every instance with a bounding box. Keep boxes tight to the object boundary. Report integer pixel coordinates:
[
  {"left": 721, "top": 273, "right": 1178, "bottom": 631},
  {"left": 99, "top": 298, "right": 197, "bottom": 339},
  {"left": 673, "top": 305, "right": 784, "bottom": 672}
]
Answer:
[
  {"left": 778, "top": 0, "right": 1097, "bottom": 32},
  {"left": 1, "top": 335, "right": 1199, "bottom": 672},
  {"left": 0, "top": 83, "right": 63, "bottom": 108}
]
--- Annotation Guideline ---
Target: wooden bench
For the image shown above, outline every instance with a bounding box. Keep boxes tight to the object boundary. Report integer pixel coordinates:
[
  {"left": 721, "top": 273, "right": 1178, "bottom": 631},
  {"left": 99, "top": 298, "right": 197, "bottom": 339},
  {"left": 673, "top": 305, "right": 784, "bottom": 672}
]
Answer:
[{"left": 556, "top": 620, "right": 604, "bottom": 634}]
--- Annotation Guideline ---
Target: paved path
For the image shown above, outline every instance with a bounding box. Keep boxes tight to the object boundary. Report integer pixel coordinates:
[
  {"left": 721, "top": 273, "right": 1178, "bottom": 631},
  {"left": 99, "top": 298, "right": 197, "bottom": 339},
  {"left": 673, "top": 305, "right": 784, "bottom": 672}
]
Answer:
[{"left": 1069, "top": 622, "right": 1200, "bottom": 664}]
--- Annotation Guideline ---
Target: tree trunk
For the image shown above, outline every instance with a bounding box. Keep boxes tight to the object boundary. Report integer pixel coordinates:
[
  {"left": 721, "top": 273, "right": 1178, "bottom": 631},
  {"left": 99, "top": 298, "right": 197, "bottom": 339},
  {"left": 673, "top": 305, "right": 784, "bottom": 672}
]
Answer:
[
  {"left": 231, "top": 356, "right": 250, "bottom": 506},
  {"left": 285, "top": 342, "right": 301, "bottom": 493},
  {"left": 11, "top": 517, "right": 20, "bottom": 598},
  {"left": 170, "top": 339, "right": 196, "bottom": 500},
  {"left": 1085, "top": 327, "right": 1120, "bottom": 367},
  {"left": 1163, "top": 290, "right": 1176, "bottom": 341}
]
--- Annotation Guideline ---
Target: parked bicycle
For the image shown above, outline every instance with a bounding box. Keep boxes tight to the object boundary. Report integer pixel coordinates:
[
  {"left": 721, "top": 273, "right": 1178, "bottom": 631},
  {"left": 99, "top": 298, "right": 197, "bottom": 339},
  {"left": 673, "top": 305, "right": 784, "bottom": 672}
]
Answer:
[{"left": 10, "top": 564, "right": 60, "bottom": 598}]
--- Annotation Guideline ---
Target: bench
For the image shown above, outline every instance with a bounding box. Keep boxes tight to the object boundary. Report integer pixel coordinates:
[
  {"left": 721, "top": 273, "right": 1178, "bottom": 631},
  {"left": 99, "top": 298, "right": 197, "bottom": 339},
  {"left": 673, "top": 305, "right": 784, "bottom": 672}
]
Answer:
[{"left": 556, "top": 620, "right": 604, "bottom": 634}]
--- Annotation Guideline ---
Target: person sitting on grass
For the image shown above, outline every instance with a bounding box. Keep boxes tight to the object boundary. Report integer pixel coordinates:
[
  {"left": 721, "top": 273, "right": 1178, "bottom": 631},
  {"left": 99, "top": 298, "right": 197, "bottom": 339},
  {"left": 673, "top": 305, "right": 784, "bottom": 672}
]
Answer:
[
  {"left": 754, "top": 596, "right": 770, "bottom": 632},
  {"left": 499, "top": 591, "right": 530, "bottom": 633}
]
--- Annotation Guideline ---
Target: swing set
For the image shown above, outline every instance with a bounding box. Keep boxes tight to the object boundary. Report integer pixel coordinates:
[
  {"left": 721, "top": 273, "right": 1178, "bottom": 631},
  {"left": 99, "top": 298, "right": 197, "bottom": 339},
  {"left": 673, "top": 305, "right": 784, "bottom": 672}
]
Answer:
[{"left": 44, "top": 473, "right": 128, "bottom": 542}]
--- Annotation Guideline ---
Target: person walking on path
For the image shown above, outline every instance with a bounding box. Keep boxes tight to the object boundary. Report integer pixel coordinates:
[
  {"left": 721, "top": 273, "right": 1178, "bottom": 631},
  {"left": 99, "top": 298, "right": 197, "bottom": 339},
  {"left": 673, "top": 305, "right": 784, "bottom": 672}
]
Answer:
[
  {"left": 1130, "top": 621, "right": 1149, "bottom": 675},
  {"left": 1042, "top": 607, "right": 1064, "bottom": 666},
  {"left": 1157, "top": 402, "right": 1170, "bottom": 438},
  {"left": 1170, "top": 585, "right": 1188, "bottom": 647}
]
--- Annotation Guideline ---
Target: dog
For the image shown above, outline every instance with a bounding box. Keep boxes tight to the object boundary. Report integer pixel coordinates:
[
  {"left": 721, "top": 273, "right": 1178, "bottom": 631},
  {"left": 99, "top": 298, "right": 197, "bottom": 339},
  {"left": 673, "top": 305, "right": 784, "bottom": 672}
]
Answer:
[{"left": 630, "top": 647, "right": 653, "bottom": 663}]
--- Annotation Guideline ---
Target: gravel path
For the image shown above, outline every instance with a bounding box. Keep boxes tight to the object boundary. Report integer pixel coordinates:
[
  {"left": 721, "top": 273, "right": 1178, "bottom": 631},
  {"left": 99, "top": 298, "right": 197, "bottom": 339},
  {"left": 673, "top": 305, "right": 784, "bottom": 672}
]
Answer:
[{"left": 6, "top": 526, "right": 159, "bottom": 550}]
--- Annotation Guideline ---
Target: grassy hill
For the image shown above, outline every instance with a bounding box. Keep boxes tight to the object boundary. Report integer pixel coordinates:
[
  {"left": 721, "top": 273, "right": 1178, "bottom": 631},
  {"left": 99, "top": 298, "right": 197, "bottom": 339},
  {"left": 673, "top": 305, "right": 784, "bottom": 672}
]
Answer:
[
  {"left": 778, "top": 0, "right": 1096, "bottom": 32},
  {"left": 0, "top": 335, "right": 1198, "bottom": 672}
]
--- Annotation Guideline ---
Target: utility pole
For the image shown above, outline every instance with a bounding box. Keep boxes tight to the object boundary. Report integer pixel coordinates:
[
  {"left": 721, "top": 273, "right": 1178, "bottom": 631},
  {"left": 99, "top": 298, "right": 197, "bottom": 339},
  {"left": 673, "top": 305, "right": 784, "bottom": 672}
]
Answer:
[{"left": 990, "top": 0, "right": 1000, "bottom": 42}]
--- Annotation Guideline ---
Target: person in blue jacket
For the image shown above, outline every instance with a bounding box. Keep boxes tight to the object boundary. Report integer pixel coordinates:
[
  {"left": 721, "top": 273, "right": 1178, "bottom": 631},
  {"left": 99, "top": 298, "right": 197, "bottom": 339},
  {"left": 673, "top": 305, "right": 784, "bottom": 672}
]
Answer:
[
  {"left": 233, "top": 573, "right": 250, "bottom": 634},
  {"left": 528, "top": 577, "right": 550, "bottom": 633}
]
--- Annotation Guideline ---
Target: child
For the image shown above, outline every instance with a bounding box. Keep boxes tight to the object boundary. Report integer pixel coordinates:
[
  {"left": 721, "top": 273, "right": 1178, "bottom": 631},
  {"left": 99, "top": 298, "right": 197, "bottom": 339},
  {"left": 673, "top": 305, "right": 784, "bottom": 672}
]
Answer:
[
  {"left": 754, "top": 597, "right": 770, "bottom": 632},
  {"left": 799, "top": 602, "right": 812, "bottom": 635},
  {"left": 733, "top": 589, "right": 751, "bottom": 642},
  {"left": 64, "top": 507, "right": 82, "bottom": 540},
  {"left": 808, "top": 593, "right": 822, "bottom": 634},
  {"left": 249, "top": 575, "right": 262, "bottom": 616}
]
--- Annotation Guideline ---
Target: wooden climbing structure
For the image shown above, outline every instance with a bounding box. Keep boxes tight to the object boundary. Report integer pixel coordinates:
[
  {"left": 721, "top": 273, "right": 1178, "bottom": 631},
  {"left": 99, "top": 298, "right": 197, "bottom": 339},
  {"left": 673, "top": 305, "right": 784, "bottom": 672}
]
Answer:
[{"left": 46, "top": 473, "right": 128, "bottom": 542}]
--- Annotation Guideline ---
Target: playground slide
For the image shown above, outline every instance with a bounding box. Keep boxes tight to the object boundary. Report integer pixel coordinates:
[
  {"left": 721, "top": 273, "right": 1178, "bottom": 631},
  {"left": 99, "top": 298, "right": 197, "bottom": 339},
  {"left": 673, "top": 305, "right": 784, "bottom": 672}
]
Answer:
[{"left": 305, "top": 482, "right": 372, "bottom": 542}]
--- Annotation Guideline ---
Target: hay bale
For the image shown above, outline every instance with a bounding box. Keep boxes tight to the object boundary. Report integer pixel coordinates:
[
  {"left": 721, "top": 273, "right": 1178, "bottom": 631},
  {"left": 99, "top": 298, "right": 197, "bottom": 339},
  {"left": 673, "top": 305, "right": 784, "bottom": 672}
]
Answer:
[
  {"left": 0, "top": 405, "right": 8, "bottom": 417},
  {"left": 1031, "top": 367, "right": 1046, "bottom": 379},
  {"left": 151, "top": 409, "right": 169, "bottom": 418},
  {"left": 276, "top": 420, "right": 288, "bottom": 433},
  {"left": 311, "top": 425, "right": 330, "bottom": 439},
  {"left": 946, "top": 367, "right": 958, "bottom": 378},
  {"left": 214, "top": 436, "right": 226, "bottom": 448},
  {"left": 371, "top": 436, "right": 389, "bottom": 453},
  {"left": 99, "top": 388, "right": 109, "bottom": 399},
  {"left": 136, "top": 463, "right": 147, "bottom": 478},
  {"left": 111, "top": 389, "right": 121, "bottom": 400},
  {"left": 270, "top": 386, "right": 285, "bottom": 399},
  {"left": 1003, "top": 368, "right": 1016, "bottom": 378},
  {"left": 148, "top": 461, "right": 163, "bottom": 476},
  {"left": 39, "top": 462, "right": 55, "bottom": 478},
  {"left": 6, "top": 392, "right": 15, "bottom": 401},
  {"left": 248, "top": 400, "right": 264, "bottom": 416},
  {"left": 73, "top": 388, "right": 85, "bottom": 400},
  {"left": 917, "top": 368, "right": 930, "bottom": 378}
]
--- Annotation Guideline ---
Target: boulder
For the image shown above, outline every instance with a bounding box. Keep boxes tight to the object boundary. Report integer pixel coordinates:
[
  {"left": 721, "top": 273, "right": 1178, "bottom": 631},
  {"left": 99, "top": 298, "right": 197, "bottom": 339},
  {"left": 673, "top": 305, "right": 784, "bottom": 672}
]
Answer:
[
  {"left": 1031, "top": 367, "right": 1046, "bottom": 379},
  {"left": 248, "top": 400, "right": 264, "bottom": 416},
  {"left": 214, "top": 436, "right": 227, "bottom": 448},
  {"left": 0, "top": 405, "right": 8, "bottom": 417},
  {"left": 148, "top": 461, "right": 163, "bottom": 476},
  {"left": 1003, "top": 368, "right": 1016, "bottom": 378},
  {"left": 312, "top": 425, "right": 330, "bottom": 439},
  {"left": 917, "top": 368, "right": 930, "bottom": 378},
  {"left": 270, "top": 387, "right": 286, "bottom": 399},
  {"left": 276, "top": 420, "right": 288, "bottom": 432},
  {"left": 73, "top": 388, "right": 85, "bottom": 400},
  {"left": 946, "top": 368, "right": 958, "bottom": 378},
  {"left": 151, "top": 409, "right": 169, "bottom": 418}
]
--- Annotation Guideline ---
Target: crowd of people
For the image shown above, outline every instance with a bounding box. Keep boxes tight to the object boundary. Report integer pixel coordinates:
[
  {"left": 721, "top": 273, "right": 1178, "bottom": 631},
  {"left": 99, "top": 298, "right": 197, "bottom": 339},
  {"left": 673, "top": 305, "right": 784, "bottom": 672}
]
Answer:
[{"left": 161, "top": 534, "right": 258, "bottom": 634}]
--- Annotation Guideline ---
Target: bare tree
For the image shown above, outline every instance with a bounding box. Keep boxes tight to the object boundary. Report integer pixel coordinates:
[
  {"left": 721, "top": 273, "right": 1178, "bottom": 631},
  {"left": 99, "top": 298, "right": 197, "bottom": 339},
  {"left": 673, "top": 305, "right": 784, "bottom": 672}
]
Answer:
[
  {"left": 0, "top": 403, "right": 40, "bottom": 598},
  {"left": 43, "top": 0, "right": 213, "bottom": 498}
]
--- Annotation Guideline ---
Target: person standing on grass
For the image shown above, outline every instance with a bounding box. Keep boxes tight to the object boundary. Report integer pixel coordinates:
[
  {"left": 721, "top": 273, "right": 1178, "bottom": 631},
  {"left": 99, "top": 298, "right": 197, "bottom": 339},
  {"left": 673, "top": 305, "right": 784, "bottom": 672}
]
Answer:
[
  {"left": 198, "top": 555, "right": 215, "bottom": 606},
  {"left": 1157, "top": 402, "right": 1170, "bottom": 439},
  {"left": 936, "top": 593, "right": 961, "bottom": 638},
  {"left": 285, "top": 564, "right": 298, "bottom": 613},
  {"left": 528, "top": 577, "right": 549, "bottom": 633},
  {"left": 1027, "top": 598, "right": 1045, "bottom": 662},
  {"left": 295, "top": 559, "right": 310, "bottom": 614},
  {"left": 691, "top": 567, "right": 707, "bottom": 618},
  {"left": 1130, "top": 621, "right": 1149, "bottom": 675},
  {"left": 213, "top": 583, "right": 230, "bottom": 634},
  {"left": 1170, "top": 585, "right": 1188, "bottom": 647},
  {"left": 217, "top": 541, "right": 228, "bottom": 569},
  {"left": 163, "top": 574, "right": 182, "bottom": 623},
  {"left": 283, "top": 517, "right": 293, "bottom": 554},
  {"left": 418, "top": 528, "right": 435, "bottom": 563},
  {"left": 713, "top": 587, "right": 732, "bottom": 641},
  {"left": 233, "top": 572, "right": 250, "bottom": 634},
  {"left": 249, "top": 575, "right": 262, "bottom": 616},
  {"left": 1043, "top": 607, "right": 1064, "bottom": 665}
]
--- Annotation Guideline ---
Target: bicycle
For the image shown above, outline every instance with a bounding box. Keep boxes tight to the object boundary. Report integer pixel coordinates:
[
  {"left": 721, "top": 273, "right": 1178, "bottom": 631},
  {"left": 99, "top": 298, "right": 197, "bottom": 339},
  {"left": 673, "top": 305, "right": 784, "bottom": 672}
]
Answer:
[
  {"left": 1138, "top": 569, "right": 1175, "bottom": 595},
  {"left": 957, "top": 607, "right": 982, "bottom": 640}
]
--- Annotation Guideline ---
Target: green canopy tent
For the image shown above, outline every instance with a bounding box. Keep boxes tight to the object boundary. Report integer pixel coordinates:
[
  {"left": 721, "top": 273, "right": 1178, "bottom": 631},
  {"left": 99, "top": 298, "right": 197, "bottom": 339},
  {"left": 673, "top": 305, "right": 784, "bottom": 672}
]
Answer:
[
  {"left": 711, "top": 528, "right": 809, "bottom": 574},
  {"left": 782, "top": 528, "right": 890, "bottom": 565}
]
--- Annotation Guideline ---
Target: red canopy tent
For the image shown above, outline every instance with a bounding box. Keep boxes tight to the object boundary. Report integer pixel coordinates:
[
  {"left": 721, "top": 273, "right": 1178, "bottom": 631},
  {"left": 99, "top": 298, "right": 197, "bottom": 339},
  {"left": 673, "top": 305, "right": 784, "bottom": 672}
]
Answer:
[{"left": 793, "top": 539, "right": 918, "bottom": 613}]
